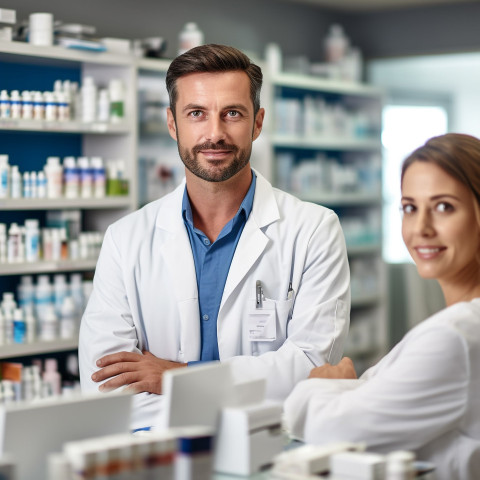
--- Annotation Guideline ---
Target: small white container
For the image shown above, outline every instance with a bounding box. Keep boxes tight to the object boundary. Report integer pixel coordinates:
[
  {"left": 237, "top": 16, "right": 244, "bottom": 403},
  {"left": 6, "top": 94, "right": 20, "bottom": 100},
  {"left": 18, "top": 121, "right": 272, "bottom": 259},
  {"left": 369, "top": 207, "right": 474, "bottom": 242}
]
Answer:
[
  {"left": 45, "top": 156, "right": 63, "bottom": 198},
  {"left": 0, "top": 90, "right": 11, "bottom": 119},
  {"left": 178, "top": 22, "right": 204, "bottom": 55},
  {"left": 10, "top": 90, "right": 21, "bottom": 119},
  {"left": 25, "top": 219, "right": 40, "bottom": 262},
  {"left": 0, "top": 154, "right": 10, "bottom": 198},
  {"left": 29, "top": 12, "right": 54, "bottom": 46}
]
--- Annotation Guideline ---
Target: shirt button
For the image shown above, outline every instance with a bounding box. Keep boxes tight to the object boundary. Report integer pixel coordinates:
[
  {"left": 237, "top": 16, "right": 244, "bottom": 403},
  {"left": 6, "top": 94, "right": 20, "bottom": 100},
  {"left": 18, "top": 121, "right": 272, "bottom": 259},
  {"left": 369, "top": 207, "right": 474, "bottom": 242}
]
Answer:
[
  {"left": 203, "top": 314, "right": 209, "bottom": 321},
  {"left": 203, "top": 238, "right": 210, "bottom": 245}
]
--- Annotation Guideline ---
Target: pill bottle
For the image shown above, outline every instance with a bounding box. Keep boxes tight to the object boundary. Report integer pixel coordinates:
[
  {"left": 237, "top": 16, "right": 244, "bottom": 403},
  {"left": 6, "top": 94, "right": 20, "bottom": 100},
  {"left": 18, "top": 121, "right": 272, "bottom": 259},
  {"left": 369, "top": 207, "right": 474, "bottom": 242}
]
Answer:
[
  {"left": 45, "top": 156, "right": 63, "bottom": 198},
  {"left": 13, "top": 308, "right": 26, "bottom": 344},
  {"left": 178, "top": 22, "right": 204, "bottom": 56},
  {"left": 91, "top": 156, "right": 106, "bottom": 198},
  {"left": 97, "top": 89, "right": 110, "bottom": 122},
  {"left": 33, "top": 91, "right": 45, "bottom": 121},
  {"left": 21, "top": 90, "right": 33, "bottom": 120},
  {"left": 81, "top": 77, "right": 97, "bottom": 123},
  {"left": 0, "top": 90, "right": 11, "bottom": 119},
  {"left": 0, "top": 155, "right": 10, "bottom": 198},
  {"left": 324, "top": 24, "right": 349, "bottom": 64},
  {"left": 25, "top": 219, "right": 40, "bottom": 262},
  {"left": 10, "top": 90, "right": 21, "bottom": 119},
  {"left": 7, "top": 223, "right": 22, "bottom": 263},
  {"left": 78, "top": 156, "right": 93, "bottom": 198},
  {"left": 37, "top": 170, "right": 47, "bottom": 198},
  {"left": 44, "top": 91, "right": 57, "bottom": 121},
  {"left": 63, "top": 156, "right": 79, "bottom": 199},
  {"left": 108, "top": 79, "right": 125, "bottom": 123}
]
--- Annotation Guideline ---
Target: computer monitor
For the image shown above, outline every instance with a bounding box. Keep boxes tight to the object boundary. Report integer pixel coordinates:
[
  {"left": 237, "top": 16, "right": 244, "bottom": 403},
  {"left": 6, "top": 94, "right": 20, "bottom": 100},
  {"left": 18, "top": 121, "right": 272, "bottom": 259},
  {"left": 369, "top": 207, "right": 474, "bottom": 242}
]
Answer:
[{"left": 0, "top": 392, "right": 132, "bottom": 480}]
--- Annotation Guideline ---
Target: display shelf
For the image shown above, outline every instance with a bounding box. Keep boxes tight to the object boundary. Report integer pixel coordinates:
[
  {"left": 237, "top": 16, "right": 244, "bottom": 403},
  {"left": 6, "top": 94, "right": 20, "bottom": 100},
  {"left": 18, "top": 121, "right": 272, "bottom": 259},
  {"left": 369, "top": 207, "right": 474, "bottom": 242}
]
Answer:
[
  {"left": 0, "top": 118, "right": 131, "bottom": 134},
  {"left": 0, "top": 197, "right": 132, "bottom": 210},
  {"left": 0, "top": 40, "right": 132, "bottom": 66},
  {"left": 299, "top": 191, "right": 381, "bottom": 206},
  {"left": 270, "top": 72, "right": 382, "bottom": 97},
  {"left": 271, "top": 135, "right": 381, "bottom": 151},
  {"left": 0, "top": 259, "right": 97, "bottom": 276},
  {"left": 0, "top": 338, "right": 78, "bottom": 360}
]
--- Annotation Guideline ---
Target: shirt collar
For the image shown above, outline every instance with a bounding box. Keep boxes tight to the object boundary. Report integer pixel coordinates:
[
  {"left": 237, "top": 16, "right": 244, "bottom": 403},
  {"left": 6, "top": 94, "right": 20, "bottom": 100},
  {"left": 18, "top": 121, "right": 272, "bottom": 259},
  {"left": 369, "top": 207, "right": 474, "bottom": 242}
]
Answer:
[{"left": 182, "top": 170, "right": 256, "bottom": 227}]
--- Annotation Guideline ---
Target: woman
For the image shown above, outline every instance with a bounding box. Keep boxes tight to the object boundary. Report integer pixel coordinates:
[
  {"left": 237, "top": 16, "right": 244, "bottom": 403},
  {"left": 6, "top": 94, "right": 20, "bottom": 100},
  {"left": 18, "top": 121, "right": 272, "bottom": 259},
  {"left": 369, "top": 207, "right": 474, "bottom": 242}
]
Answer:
[{"left": 284, "top": 133, "right": 480, "bottom": 480}]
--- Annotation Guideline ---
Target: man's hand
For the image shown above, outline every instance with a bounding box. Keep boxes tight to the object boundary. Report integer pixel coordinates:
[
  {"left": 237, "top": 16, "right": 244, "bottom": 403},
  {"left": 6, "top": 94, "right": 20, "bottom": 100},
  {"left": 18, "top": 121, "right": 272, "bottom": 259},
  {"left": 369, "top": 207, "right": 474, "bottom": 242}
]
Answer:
[
  {"left": 308, "top": 357, "right": 357, "bottom": 380},
  {"left": 91, "top": 350, "right": 187, "bottom": 395}
]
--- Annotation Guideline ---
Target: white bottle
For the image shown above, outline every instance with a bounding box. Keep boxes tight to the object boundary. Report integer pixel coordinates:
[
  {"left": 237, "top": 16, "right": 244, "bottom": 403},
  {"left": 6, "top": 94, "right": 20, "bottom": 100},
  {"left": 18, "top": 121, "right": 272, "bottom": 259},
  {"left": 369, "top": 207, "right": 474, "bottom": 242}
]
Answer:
[
  {"left": 45, "top": 156, "right": 63, "bottom": 198},
  {"left": 43, "top": 358, "right": 61, "bottom": 395},
  {"left": 0, "top": 154, "right": 10, "bottom": 198},
  {"left": 81, "top": 77, "right": 97, "bottom": 123},
  {"left": 25, "top": 219, "right": 40, "bottom": 262},
  {"left": 0, "top": 310, "right": 5, "bottom": 345},
  {"left": 13, "top": 308, "right": 26, "bottom": 344},
  {"left": 44, "top": 91, "right": 57, "bottom": 122},
  {"left": 18, "top": 275, "right": 35, "bottom": 311},
  {"left": 35, "top": 274, "right": 53, "bottom": 322},
  {"left": 0, "top": 223, "right": 7, "bottom": 263},
  {"left": 56, "top": 91, "right": 69, "bottom": 122},
  {"left": 10, "top": 90, "right": 21, "bottom": 119},
  {"left": 3, "top": 307, "right": 13, "bottom": 344},
  {"left": 33, "top": 91, "right": 45, "bottom": 121},
  {"left": 91, "top": 156, "right": 106, "bottom": 198},
  {"left": 324, "top": 24, "right": 349, "bottom": 64},
  {"left": 108, "top": 79, "right": 125, "bottom": 123},
  {"left": 63, "top": 156, "right": 79, "bottom": 198},
  {"left": 178, "top": 22, "right": 204, "bottom": 55},
  {"left": 24, "top": 305, "right": 36, "bottom": 343},
  {"left": 54, "top": 274, "right": 68, "bottom": 316},
  {"left": 0, "top": 90, "right": 11, "bottom": 119},
  {"left": 37, "top": 170, "right": 47, "bottom": 198},
  {"left": 10, "top": 165, "right": 21, "bottom": 198},
  {"left": 78, "top": 156, "right": 93, "bottom": 198},
  {"left": 21, "top": 90, "right": 33, "bottom": 120},
  {"left": 40, "top": 304, "right": 57, "bottom": 341},
  {"left": 60, "top": 296, "right": 76, "bottom": 339},
  {"left": 7, "top": 222, "right": 22, "bottom": 263},
  {"left": 23, "top": 171, "right": 31, "bottom": 198},
  {"left": 30, "top": 171, "right": 38, "bottom": 198},
  {"left": 97, "top": 88, "right": 110, "bottom": 122},
  {"left": 70, "top": 273, "right": 84, "bottom": 316}
]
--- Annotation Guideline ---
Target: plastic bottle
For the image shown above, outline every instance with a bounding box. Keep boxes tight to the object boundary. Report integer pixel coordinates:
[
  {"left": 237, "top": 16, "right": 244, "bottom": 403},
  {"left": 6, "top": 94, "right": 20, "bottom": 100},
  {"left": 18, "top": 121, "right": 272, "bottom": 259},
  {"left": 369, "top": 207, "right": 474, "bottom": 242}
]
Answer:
[
  {"left": 97, "top": 88, "right": 110, "bottom": 122},
  {"left": 56, "top": 91, "right": 69, "bottom": 122},
  {"left": 386, "top": 451, "right": 416, "bottom": 480},
  {"left": 35, "top": 275, "right": 53, "bottom": 322},
  {"left": 37, "top": 170, "right": 47, "bottom": 198},
  {"left": 40, "top": 304, "right": 58, "bottom": 342},
  {"left": 24, "top": 305, "right": 36, "bottom": 343},
  {"left": 108, "top": 79, "right": 125, "bottom": 123},
  {"left": 0, "top": 90, "right": 11, "bottom": 119},
  {"left": 7, "top": 222, "right": 22, "bottom": 263},
  {"left": 63, "top": 156, "right": 80, "bottom": 198},
  {"left": 324, "top": 24, "right": 349, "bottom": 64},
  {"left": 33, "top": 91, "right": 45, "bottom": 121},
  {"left": 0, "top": 154, "right": 10, "bottom": 198},
  {"left": 30, "top": 171, "right": 38, "bottom": 198},
  {"left": 54, "top": 274, "right": 68, "bottom": 316},
  {"left": 178, "top": 22, "right": 204, "bottom": 55},
  {"left": 10, "top": 165, "right": 21, "bottom": 198},
  {"left": 23, "top": 171, "right": 31, "bottom": 198},
  {"left": 10, "top": 90, "right": 21, "bottom": 119},
  {"left": 13, "top": 308, "right": 26, "bottom": 343},
  {"left": 0, "top": 223, "right": 7, "bottom": 263},
  {"left": 43, "top": 358, "right": 61, "bottom": 395},
  {"left": 21, "top": 90, "right": 33, "bottom": 120},
  {"left": 2, "top": 292, "right": 17, "bottom": 316},
  {"left": 78, "top": 156, "right": 93, "bottom": 198},
  {"left": 44, "top": 91, "right": 57, "bottom": 122},
  {"left": 3, "top": 307, "right": 13, "bottom": 344},
  {"left": 81, "top": 77, "right": 97, "bottom": 123},
  {"left": 18, "top": 275, "right": 35, "bottom": 311},
  {"left": 70, "top": 273, "right": 84, "bottom": 316},
  {"left": 60, "top": 296, "right": 76, "bottom": 339},
  {"left": 45, "top": 156, "right": 63, "bottom": 198},
  {"left": 0, "top": 310, "right": 5, "bottom": 345},
  {"left": 91, "top": 156, "right": 106, "bottom": 198},
  {"left": 24, "top": 219, "right": 40, "bottom": 263}
]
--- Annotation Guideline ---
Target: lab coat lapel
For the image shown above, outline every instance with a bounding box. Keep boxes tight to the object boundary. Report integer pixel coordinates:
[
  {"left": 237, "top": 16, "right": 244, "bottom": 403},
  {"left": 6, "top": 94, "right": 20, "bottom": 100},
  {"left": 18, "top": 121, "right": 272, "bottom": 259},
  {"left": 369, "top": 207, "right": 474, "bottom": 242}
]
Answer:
[
  {"left": 220, "top": 172, "right": 280, "bottom": 310},
  {"left": 156, "top": 182, "right": 200, "bottom": 360}
]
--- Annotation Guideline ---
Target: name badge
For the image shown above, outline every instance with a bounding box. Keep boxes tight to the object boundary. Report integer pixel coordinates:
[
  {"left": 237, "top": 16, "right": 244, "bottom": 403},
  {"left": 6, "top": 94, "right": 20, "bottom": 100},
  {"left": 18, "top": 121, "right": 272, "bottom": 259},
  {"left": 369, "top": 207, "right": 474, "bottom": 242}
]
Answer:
[{"left": 248, "top": 299, "right": 276, "bottom": 342}]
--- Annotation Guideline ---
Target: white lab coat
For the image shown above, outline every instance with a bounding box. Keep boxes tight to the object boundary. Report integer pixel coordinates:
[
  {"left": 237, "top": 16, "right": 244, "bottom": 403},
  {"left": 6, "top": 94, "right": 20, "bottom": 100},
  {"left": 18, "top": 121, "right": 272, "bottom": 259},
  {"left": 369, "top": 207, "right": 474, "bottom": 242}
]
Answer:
[
  {"left": 79, "top": 170, "right": 350, "bottom": 429},
  {"left": 284, "top": 298, "right": 480, "bottom": 480}
]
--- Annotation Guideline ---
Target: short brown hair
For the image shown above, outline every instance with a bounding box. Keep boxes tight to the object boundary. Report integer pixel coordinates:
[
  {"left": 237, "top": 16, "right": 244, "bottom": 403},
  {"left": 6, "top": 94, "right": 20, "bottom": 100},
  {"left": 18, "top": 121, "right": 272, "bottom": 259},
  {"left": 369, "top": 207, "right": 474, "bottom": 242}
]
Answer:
[
  {"left": 166, "top": 44, "right": 263, "bottom": 118},
  {"left": 401, "top": 133, "right": 480, "bottom": 209}
]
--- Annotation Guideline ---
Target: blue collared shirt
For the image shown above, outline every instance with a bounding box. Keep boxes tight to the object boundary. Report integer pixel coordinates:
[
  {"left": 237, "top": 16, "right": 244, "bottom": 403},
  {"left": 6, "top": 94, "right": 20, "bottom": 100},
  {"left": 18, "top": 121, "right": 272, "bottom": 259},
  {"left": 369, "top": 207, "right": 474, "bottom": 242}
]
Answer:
[{"left": 182, "top": 172, "right": 256, "bottom": 362}]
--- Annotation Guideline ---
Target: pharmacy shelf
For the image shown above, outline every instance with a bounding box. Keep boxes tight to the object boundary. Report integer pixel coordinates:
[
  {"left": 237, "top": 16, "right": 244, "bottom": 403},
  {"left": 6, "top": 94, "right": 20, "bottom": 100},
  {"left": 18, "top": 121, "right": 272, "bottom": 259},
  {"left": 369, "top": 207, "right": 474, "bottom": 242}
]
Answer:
[
  {"left": 0, "top": 259, "right": 97, "bottom": 276},
  {"left": 0, "top": 338, "right": 78, "bottom": 359},
  {"left": 0, "top": 118, "right": 131, "bottom": 134},
  {"left": 0, "top": 40, "right": 133, "bottom": 66},
  {"left": 0, "top": 197, "right": 131, "bottom": 210},
  {"left": 271, "top": 134, "right": 381, "bottom": 151},
  {"left": 298, "top": 191, "right": 381, "bottom": 206},
  {"left": 270, "top": 72, "right": 383, "bottom": 97}
]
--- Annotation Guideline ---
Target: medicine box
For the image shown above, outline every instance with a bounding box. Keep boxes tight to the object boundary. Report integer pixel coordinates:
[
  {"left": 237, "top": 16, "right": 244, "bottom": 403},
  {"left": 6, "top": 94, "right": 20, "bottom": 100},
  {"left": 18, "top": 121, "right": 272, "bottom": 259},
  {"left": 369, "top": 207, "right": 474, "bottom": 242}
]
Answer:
[
  {"left": 0, "top": 9, "right": 15, "bottom": 25},
  {"left": 330, "top": 451, "right": 386, "bottom": 480}
]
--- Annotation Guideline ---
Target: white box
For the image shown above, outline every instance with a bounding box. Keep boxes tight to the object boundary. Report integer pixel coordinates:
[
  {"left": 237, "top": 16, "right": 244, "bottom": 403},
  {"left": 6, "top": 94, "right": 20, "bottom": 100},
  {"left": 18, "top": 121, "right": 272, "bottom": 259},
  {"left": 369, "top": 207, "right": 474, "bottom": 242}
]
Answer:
[
  {"left": 330, "top": 451, "right": 386, "bottom": 480},
  {"left": 101, "top": 37, "right": 131, "bottom": 55},
  {"left": 0, "top": 26, "right": 12, "bottom": 41},
  {"left": 214, "top": 402, "right": 284, "bottom": 476},
  {"left": 0, "top": 8, "right": 15, "bottom": 24}
]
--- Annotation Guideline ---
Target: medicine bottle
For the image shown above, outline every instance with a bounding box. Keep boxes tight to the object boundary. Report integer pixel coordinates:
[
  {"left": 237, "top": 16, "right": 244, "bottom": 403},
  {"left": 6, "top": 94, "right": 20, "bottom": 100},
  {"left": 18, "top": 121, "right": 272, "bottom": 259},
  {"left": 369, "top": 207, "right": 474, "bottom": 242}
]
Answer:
[
  {"left": 0, "top": 154, "right": 10, "bottom": 199},
  {"left": 43, "top": 358, "right": 61, "bottom": 395},
  {"left": 44, "top": 91, "right": 57, "bottom": 122},
  {"left": 18, "top": 275, "right": 35, "bottom": 311},
  {"left": 0, "top": 90, "right": 11, "bottom": 119},
  {"left": 25, "top": 219, "right": 40, "bottom": 262},
  {"left": 97, "top": 88, "right": 110, "bottom": 122},
  {"left": 10, "top": 90, "right": 21, "bottom": 119},
  {"left": 324, "top": 24, "right": 349, "bottom": 64},
  {"left": 78, "top": 156, "right": 93, "bottom": 198},
  {"left": 386, "top": 451, "right": 415, "bottom": 480},
  {"left": 13, "top": 308, "right": 26, "bottom": 344},
  {"left": 35, "top": 275, "right": 53, "bottom": 322},
  {"left": 0, "top": 223, "right": 7, "bottom": 263},
  {"left": 37, "top": 171, "right": 47, "bottom": 198},
  {"left": 60, "top": 296, "right": 76, "bottom": 339},
  {"left": 63, "top": 156, "right": 79, "bottom": 199},
  {"left": 10, "top": 166, "right": 21, "bottom": 199},
  {"left": 33, "top": 91, "right": 45, "bottom": 121},
  {"left": 30, "top": 171, "right": 38, "bottom": 198},
  {"left": 56, "top": 91, "right": 69, "bottom": 122},
  {"left": 7, "top": 222, "right": 22, "bottom": 263},
  {"left": 21, "top": 90, "right": 33, "bottom": 120},
  {"left": 178, "top": 22, "right": 204, "bottom": 55},
  {"left": 81, "top": 77, "right": 97, "bottom": 123},
  {"left": 91, "top": 156, "right": 106, "bottom": 198},
  {"left": 108, "top": 79, "right": 125, "bottom": 123},
  {"left": 45, "top": 156, "right": 63, "bottom": 199},
  {"left": 23, "top": 171, "right": 31, "bottom": 198}
]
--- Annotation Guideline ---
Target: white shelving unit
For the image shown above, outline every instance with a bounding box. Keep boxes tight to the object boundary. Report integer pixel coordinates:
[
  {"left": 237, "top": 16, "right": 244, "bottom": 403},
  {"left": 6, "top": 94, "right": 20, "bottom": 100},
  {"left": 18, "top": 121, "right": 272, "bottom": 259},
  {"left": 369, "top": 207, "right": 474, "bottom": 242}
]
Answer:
[
  {"left": 0, "top": 41, "right": 138, "bottom": 359},
  {"left": 265, "top": 70, "right": 387, "bottom": 372}
]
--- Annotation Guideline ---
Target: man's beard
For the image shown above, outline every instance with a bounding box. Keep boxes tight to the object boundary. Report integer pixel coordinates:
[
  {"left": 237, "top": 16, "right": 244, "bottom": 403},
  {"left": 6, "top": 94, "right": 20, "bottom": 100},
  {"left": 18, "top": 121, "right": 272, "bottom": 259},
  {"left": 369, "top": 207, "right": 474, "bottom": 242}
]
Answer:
[{"left": 177, "top": 138, "right": 252, "bottom": 183}]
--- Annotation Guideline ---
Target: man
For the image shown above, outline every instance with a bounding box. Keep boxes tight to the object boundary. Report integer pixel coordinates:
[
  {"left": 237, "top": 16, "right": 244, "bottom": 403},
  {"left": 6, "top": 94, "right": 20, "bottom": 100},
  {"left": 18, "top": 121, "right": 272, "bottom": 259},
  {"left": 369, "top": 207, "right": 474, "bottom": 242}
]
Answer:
[{"left": 79, "top": 44, "right": 350, "bottom": 430}]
